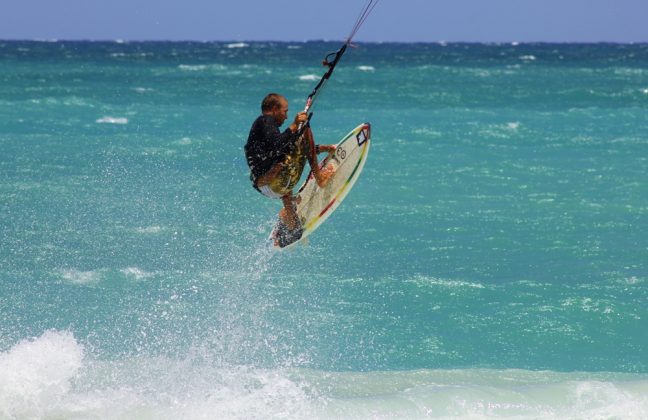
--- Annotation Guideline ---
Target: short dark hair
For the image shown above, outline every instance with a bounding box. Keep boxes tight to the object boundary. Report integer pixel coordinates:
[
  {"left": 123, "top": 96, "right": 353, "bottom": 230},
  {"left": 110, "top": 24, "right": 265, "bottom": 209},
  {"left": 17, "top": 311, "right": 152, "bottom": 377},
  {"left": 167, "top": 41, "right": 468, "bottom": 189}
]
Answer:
[{"left": 261, "top": 93, "right": 284, "bottom": 113}]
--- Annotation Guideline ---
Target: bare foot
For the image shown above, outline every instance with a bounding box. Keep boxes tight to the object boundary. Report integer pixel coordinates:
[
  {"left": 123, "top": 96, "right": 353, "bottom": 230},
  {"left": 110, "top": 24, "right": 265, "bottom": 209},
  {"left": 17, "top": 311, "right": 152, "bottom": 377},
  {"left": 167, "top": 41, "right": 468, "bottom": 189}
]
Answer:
[
  {"left": 278, "top": 208, "right": 298, "bottom": 230},
  {"left": 316, "top": 162, "right": 336, "bottom": 188}
]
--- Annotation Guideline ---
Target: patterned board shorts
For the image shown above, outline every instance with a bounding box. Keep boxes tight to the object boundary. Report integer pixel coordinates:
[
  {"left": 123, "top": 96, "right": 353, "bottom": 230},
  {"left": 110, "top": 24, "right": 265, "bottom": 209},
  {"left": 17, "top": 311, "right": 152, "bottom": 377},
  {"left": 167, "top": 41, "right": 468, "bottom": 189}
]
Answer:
[
  {"left": 257, "top": 183, "right": 288, "bottom": 199},
  {"left": 256, "top": 146, "right": 307, "bottom": 199}
]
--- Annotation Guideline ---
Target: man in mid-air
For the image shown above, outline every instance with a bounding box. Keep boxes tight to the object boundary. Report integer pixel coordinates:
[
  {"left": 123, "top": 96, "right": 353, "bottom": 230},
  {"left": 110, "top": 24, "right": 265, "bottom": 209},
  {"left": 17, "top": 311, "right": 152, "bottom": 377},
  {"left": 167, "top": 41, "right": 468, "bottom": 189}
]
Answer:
[{"left": 245, "top": 93, "right": 336, "bottom": 244}]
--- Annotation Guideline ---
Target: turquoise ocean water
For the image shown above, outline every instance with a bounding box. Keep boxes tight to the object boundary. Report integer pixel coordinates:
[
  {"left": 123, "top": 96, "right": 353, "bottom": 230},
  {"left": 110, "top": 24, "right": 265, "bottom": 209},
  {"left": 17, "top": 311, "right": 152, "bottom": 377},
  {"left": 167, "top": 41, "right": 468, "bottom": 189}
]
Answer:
[{"left": 1, "top": 40, "right": 648, "bottom": 418}]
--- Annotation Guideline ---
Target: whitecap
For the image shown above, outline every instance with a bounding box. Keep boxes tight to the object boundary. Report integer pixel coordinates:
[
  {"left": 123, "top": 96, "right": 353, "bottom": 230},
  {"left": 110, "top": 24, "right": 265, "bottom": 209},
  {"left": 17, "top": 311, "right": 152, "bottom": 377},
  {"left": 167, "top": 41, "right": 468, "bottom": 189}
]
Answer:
[
  {"left": 135, "top": 225, "right": 162, "bottom": 234},
  {"left": 520, "top": 55, "right": 537, "bottom": 61},
  {"left": 120, "top": 267, "right": 154, "bottom": 281},
  {"left": 133, "top": 87, "right": 153, "bottom": 93},
  {"left": 59, "top": 269, "right": 102, "bottom": 285},
  {"left": 1, "top": 362, "right": 645, "bottom": 419},
  {"left": 96, "top": 116, "right": 128, "bottom": 125},
  {"left": 178, "top": 64, "right": 207, "bottom": 71},
  {"left": 412, "top": 127, "right": 442, "bottom": 137},
  {"left": 0, "top": 331, "right": 84, "bottom": 418},
  {"left": 226, "top": 42, "right": 249, "bottom": 49},
  {"left": 642, "top": 88, "right": 648, "bottom": 95},
  {"left": 62, "top": 96, "right": 94, "bottom": 107},
  {"left": 406, "top": 275, "right": 486, "bottom": 289},
  {"left": 625, "top": 276, "right": 644, "bottom": 285},
  {"left": 299, "top": 74, "right": 319, "bottom": 82},
  {"left": 613, "top": 68, "right": 646, "bottom": 76},
  {"left": 179, "top": 64, "right": 227, "bottom": 72},
  {"left": 357, "top": 65, "right": 375, "bottom": 72}
]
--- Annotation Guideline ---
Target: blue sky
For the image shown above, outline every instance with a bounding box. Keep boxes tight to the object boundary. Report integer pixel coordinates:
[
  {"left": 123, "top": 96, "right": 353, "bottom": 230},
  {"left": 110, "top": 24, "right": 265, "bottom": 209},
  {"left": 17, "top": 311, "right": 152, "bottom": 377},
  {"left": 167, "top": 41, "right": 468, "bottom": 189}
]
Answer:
[{"left": 1, "top": 0, "right": 646, "bottom": 43}]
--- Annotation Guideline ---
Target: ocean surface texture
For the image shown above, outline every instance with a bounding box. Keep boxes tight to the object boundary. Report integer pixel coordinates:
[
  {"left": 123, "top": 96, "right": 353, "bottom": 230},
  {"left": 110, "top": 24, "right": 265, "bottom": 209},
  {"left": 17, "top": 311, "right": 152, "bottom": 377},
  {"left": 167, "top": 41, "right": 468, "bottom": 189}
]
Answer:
[{"left": 1, "top": 41, "right": 647, "bottom": 419}]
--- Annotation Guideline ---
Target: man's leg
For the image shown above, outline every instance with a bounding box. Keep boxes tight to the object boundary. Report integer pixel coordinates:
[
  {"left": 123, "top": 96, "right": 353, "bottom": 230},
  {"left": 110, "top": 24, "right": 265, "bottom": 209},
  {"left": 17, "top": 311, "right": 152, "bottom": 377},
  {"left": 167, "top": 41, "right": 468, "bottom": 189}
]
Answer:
[
  {"left": 304, "top": 127, "right": 335, "bottom": 188},
  {"left": 280, "top": 192, "right": 299, "bottom": 230},
  {"left": 275, "top": 192, "right": 304, "bottom": 247}
]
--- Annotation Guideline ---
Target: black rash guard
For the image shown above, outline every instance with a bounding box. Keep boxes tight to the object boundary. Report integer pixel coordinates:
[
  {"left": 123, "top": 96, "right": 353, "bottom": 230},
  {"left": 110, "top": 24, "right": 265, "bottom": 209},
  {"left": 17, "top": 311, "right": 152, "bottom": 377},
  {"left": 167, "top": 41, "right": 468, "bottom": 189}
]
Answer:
[{"left": 244, "top": 115, "right": 300, "bottom": 186}]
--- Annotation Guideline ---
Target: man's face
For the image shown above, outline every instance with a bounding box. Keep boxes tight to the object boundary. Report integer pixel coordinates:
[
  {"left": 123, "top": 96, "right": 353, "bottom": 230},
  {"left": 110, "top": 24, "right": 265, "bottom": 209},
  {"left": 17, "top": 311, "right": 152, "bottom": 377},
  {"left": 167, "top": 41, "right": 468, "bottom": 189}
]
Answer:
[{"left": 271, "top": 98, "right": 289, "bottom": 126}]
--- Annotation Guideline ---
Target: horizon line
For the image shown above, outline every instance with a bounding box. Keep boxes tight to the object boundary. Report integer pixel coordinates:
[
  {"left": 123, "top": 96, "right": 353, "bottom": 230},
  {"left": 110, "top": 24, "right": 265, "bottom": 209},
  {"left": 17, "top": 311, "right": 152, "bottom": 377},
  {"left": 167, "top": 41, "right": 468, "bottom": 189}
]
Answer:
[{"left": 2, "top": 38, "right": 648, "bottom": 45}]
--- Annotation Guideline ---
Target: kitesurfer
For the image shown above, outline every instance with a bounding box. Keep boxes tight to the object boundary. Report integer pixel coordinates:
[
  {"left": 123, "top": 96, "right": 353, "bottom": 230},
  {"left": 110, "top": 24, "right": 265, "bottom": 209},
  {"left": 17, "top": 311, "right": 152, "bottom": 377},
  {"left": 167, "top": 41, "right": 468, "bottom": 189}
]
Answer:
[{"left": 245, "top": 93, "right": 336, "bottom": 239}]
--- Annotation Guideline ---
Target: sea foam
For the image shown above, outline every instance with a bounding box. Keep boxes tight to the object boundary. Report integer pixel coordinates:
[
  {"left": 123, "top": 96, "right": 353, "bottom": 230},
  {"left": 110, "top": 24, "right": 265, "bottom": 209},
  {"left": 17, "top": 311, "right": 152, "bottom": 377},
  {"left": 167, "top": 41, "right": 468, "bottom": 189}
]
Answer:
[
  {"left": 120, "top": 267, "right": 154, "bottom": 281},
  {"left": 59, "top": 268, "right": 102, "bottom": 285},
  {"left": 96, "top": 116, "right": 128, "bottom": 124},
  {"left": 135, "top": 225, "right": 163, "bottom": 234},
  {"left": 0, "top": 331, "right": 84, "bottom": 419},
  {"left": 357, "top": 65, "right": 375, "bottom": 72},
  {"left": 2, "top": 342, "right": 647, "bottom": 420},
  {"left": 299, "top": 74, "right": 319, "bottom": 81},
  {"left": 178, "top": 64, "right": 207, "bottom": 71}
]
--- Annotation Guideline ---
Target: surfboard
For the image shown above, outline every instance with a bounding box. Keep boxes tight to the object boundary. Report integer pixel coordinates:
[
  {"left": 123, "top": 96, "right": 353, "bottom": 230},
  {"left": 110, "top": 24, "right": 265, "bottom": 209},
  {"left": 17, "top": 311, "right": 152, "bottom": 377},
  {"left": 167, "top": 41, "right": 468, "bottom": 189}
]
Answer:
[{"left": 270, "top": 122, "right": 371, "bottom": 249}]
